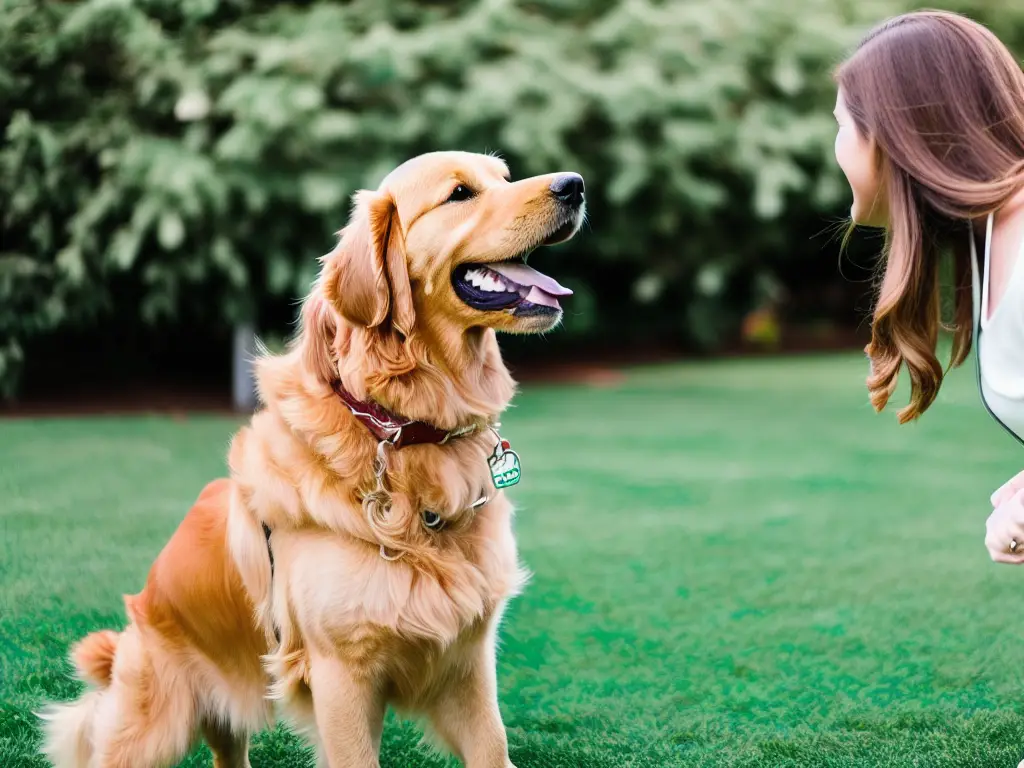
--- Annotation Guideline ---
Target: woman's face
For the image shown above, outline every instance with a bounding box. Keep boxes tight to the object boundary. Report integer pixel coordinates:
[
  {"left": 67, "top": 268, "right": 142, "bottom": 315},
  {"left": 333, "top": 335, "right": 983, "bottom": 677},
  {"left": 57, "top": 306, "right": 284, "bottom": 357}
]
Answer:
[{"left": 834, "top": 88, "right": 888, "bottom": 228}]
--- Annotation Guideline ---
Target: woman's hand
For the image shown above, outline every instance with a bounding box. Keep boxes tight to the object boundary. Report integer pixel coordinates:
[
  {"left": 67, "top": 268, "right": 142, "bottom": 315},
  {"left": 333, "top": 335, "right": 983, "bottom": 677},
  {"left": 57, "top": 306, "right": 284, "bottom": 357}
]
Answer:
[{"left": 985, "top": 479, "right": 1024, "bottom": 564}]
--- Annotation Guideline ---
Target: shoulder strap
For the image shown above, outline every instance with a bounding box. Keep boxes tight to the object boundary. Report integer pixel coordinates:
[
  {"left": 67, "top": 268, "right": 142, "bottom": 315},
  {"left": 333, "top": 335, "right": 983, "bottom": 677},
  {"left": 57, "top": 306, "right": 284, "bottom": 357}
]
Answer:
[{"left": 980, "top": 212, "right": 995, "bottom": 330}]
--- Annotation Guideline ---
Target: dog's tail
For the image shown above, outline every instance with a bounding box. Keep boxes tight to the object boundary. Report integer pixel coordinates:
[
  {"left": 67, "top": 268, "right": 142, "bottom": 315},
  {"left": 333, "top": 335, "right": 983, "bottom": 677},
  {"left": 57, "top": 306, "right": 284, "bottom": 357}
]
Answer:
[
  {"left": 71, "top": 630, "right": 120, "bottom": 688},
  {"left": 37, "top": 630, "right": 121, "bottom": 767}
]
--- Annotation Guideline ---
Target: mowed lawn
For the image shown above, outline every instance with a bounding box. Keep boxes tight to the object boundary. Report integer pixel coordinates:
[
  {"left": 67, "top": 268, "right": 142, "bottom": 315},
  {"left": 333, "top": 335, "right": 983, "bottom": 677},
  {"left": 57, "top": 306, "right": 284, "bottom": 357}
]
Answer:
[{"left": 4, "top": 353, "right": 1024, "bottom": 767}]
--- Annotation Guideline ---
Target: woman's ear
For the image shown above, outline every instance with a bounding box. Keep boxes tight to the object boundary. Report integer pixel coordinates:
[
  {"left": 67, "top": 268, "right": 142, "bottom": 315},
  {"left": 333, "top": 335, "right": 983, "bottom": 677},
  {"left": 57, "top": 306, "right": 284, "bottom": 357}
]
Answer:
[{"left": 323, "top": 189, "right": 415, "bottom": 337}]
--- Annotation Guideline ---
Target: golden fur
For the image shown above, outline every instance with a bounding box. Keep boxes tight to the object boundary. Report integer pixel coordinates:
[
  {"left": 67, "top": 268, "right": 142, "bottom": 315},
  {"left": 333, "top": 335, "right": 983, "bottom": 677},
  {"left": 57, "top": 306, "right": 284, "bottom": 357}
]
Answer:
[{"left": 39, "top": 151, "right": 585, "bottom": 768}]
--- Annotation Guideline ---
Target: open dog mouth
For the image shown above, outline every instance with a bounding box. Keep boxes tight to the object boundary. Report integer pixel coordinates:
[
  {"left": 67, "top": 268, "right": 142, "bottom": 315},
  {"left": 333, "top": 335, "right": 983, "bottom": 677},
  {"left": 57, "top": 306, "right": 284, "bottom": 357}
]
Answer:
[
  {"left": 452, "top": 260, "right": 573, "bottom": 315},
  {"left": 451, "top": 221, "right": 578, "bottom": 316}
]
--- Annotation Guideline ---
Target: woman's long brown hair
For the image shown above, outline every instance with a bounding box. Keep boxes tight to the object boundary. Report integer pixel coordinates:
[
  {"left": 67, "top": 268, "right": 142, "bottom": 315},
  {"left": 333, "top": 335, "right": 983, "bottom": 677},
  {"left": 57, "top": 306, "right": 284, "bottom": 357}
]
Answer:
[{"left": 836, "top": 10, "right": 1024, "bottom": 422}]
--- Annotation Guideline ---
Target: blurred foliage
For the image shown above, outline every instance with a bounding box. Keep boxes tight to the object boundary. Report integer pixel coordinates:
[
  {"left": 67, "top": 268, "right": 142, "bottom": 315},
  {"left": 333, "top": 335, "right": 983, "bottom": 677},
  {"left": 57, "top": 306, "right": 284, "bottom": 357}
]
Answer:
[{"left": 2, "top": 0, "right": 1023, "bottom": 397}]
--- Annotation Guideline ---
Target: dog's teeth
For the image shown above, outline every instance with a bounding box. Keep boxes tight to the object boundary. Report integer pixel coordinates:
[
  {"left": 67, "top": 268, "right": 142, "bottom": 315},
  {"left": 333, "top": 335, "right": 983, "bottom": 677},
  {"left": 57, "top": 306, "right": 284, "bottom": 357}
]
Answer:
[{"left": 463, "top": 267, "right": 513, "bottom": 293}]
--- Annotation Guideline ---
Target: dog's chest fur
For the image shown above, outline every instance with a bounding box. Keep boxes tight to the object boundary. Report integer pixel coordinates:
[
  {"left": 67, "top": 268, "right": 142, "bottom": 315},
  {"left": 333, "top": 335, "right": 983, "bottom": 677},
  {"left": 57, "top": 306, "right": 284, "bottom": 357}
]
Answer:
[
  {"left": 230, "top": 401, "right": 528, "bottom": 705},
  {"left": 269, "top": 516, "right": 524, "bottom": 700},
  {"left": 270, "top": 496, "right": 525, "bottom": 641}
]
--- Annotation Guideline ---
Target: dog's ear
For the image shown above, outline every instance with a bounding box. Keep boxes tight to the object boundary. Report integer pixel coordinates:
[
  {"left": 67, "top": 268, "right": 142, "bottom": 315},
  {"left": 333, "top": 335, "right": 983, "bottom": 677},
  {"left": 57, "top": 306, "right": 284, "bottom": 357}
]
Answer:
[
  {"left": 324, "top": 190, "right": 415, "bottom": 337},
  {"left": 297, "top": 287, "right": 339, "bottom": 384}
]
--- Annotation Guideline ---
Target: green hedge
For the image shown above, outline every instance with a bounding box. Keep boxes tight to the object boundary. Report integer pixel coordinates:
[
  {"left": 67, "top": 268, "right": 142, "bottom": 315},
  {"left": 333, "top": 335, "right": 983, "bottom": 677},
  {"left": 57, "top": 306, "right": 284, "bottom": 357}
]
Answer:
[{"left": 2, "top": 0, "right": 1023, "bottom": 397}]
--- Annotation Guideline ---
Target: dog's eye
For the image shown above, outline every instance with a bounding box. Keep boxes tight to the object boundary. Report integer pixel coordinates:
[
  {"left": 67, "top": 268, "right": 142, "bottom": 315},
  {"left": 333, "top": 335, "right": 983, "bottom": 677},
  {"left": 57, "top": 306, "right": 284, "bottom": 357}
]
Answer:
[
  {"left": 445, "top": 185, "right": 475, "bottom": 203},
  {"left": 422, "top": 510, "right": 445, "bottom": 530}
]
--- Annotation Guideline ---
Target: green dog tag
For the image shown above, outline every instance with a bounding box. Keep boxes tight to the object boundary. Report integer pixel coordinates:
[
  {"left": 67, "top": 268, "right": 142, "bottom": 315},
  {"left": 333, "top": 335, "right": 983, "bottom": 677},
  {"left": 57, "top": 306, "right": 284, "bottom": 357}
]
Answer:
[{"left": 488, "top": 438, "right": 521, "bottom": 489}]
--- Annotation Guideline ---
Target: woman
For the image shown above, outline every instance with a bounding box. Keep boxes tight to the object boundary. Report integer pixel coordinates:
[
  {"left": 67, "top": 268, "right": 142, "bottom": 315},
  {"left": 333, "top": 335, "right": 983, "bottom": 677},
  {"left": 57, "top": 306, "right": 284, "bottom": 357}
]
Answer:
[{"left": 832, "top": 10, "right": 1024, "bottom": 562}]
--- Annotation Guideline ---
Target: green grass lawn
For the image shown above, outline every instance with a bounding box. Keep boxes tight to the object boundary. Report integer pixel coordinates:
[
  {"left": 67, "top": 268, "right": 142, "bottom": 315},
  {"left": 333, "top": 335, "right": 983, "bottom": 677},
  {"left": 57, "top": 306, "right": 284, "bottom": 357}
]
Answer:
[{"left": 4, "top": 353, "right": 1024, "bottom": 767}]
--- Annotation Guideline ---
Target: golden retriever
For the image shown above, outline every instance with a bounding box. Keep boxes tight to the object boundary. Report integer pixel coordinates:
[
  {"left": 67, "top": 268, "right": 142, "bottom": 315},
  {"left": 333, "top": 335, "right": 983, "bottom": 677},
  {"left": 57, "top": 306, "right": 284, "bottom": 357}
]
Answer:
[{"left": 39, "top": 150, "right": 586, "bottom": 768}]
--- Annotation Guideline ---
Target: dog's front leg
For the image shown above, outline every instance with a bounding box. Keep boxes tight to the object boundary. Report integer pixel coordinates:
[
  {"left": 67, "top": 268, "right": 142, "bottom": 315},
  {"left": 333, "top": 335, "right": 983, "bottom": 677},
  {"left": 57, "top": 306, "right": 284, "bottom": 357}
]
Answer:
[
  {"left": 309, "top": 651, "right": 385, "bottom": 768},
  {"left": 426, "top": 639, "right": 516, "bottom": 768}
]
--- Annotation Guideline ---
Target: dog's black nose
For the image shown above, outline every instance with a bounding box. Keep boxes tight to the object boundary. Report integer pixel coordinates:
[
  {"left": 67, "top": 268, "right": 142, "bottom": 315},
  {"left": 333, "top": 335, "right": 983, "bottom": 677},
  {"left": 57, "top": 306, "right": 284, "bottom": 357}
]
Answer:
[{"left": 550, "top": 173, "right": 585, "bottom": 207}]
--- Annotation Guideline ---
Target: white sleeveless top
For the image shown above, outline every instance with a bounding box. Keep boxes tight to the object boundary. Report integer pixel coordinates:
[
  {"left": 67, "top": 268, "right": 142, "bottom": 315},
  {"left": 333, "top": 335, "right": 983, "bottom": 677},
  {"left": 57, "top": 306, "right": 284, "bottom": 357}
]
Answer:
[{"left": 970, "top": 213, "right": 1024, "bottom": 444}]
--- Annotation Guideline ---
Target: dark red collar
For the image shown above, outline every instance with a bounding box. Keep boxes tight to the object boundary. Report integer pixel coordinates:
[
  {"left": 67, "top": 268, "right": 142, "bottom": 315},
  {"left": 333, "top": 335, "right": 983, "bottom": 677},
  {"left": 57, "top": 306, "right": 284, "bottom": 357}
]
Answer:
[{"left": 331, "top": 380, "right": 480, "bottom": 449}]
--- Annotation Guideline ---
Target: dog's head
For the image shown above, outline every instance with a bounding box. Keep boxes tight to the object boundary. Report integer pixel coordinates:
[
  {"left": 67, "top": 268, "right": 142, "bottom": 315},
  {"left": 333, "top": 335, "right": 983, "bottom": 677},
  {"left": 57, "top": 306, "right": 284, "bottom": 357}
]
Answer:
[{"left": 321, "top": 151, "right": 585, "bottom": 341}]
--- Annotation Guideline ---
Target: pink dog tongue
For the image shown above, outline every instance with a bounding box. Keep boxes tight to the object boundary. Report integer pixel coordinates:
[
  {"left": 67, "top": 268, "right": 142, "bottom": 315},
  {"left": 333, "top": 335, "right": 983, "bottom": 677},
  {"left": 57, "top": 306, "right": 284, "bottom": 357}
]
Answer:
[
  {"left": 488, "top": 263, "right": 572, "bottom": 308},
  {"left": 523, "top": 287, "right": 559, "bottom": 309}
]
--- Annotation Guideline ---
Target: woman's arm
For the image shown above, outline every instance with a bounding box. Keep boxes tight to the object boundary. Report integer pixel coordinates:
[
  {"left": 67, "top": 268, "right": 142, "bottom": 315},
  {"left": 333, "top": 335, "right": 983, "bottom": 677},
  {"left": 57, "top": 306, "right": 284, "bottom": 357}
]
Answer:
[{"left": 992, "top": 469, "right": 1024, "bottom": 508}]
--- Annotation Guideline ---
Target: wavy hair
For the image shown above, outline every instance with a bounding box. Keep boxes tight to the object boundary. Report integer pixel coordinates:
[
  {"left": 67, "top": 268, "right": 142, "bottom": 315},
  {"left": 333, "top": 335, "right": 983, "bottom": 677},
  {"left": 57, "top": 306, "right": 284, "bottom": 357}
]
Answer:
[{"left": 836, "top": 10, "right": 1024, "bottom": 422}]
